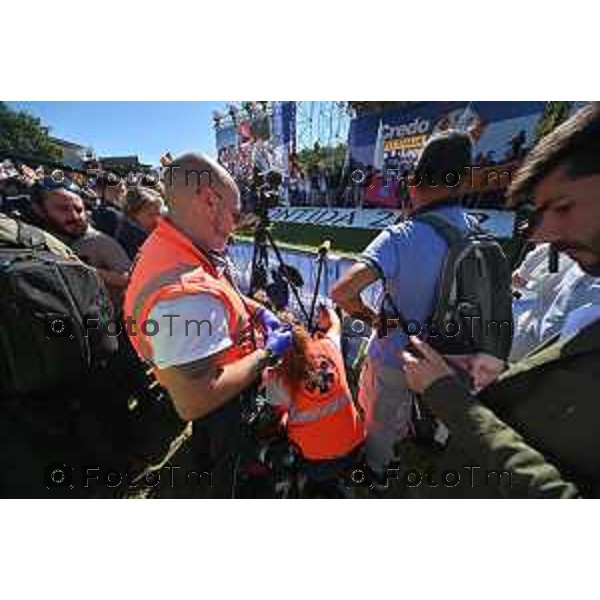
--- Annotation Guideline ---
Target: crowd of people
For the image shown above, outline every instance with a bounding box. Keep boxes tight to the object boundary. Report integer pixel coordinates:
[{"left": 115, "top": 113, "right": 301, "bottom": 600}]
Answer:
[
  {"left": 267, "top": 129, "right": 531, "bottom": 210},
  {"left": 1, "top": 102, "right": 599, "bottom": 499},
  {"left": 0, "top": 162, "right": 164, "bottom": 307}
]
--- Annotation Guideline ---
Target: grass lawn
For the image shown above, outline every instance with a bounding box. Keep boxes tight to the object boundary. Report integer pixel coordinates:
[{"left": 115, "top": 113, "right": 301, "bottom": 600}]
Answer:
[
  {"left": 235, "top": 222, "right": 379, "bottom": 257},
  {"left": 236, "top": 221, "right": 526, "bottom": 267}
]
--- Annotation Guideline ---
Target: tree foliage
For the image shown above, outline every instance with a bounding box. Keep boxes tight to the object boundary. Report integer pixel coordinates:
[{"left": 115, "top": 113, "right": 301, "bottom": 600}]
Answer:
[
  {"left": 296, "top": 142, "right": 347, "bottom": 175},
  {"left": 534, "top": 101, "right": 572, "bottom": 142},
  {"left": 0, "top": 102, "right": 62, "bottom": 163}
]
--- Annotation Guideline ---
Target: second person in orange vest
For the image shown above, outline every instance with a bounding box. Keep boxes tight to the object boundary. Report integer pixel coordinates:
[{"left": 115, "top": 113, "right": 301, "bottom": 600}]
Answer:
[
  {"left": 264, "top": 305, "right": 365, "bottom": 497},
  {"left": 123, "top": 152, "right": 292, "bottom": 497}
]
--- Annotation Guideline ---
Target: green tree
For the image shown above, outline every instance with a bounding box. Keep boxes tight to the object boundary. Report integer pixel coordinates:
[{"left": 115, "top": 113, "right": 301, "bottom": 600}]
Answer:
[
  {"left": 534, "top": 101, "right": 572, "bottom": 142},
  {"left": 0, "top": 102, "right": 62, "bottom": 163},
  {"left": 297, "top": 142, "right": 347, "bottom": 176}
]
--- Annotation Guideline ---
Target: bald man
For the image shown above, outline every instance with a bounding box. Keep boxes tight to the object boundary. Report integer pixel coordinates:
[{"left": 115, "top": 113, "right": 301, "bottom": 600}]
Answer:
[{"left": 124, "top": 152, "right": 292, "bottom": 497}]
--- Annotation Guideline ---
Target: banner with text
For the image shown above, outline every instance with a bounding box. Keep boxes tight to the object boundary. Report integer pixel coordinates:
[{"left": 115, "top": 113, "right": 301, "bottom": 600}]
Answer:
[{"left": 268, "top": 207, "right": 515, "bottom": 238}]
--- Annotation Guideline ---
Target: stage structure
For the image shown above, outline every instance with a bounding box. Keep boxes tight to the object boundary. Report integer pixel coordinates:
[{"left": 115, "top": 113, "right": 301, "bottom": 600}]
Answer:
[
  {"left": 212, "top": 102, "right": 296, "bottom": 183},
  {"left": 295, "top": 101, "right": 352, "bottom": 152}
]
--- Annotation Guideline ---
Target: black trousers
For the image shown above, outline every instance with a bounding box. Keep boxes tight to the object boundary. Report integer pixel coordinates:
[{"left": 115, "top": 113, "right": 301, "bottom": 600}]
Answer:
[{"left": 191, "top": 397, "right": 245, "bottom": 498}]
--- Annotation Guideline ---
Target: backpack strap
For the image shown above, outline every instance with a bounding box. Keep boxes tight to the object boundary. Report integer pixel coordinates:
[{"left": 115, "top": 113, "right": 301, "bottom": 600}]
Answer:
[
  {"left": 413, "top": 212, "right": 465, "bottom": 246},
  {"left": 378, "top": 273, "right": 406, "bottom": 330},
  {"left": 0, "top": 216, "right": 47, "bottom": 250},
  {"left": 412, "top": 213, "right": 468, "bottom": 325},
  {"left": 16, "top": 219, "right": 47, "bottom": 250}
]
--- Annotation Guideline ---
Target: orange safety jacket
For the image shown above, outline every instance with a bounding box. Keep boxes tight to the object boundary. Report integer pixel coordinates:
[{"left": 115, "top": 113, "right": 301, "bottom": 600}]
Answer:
[
  {"left": 276, "top": 334, "right": 365, "bottom": 461},
  {"left": 123, "top": 218, "right": 259, "bottom": 370}
]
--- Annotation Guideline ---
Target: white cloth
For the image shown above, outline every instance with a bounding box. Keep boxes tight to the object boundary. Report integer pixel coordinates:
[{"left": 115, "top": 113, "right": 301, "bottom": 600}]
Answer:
[
  {"left": 539, "top": 264, "right": 598, "bottom": 340},
  {"left": 515, "top": 243, "right": 552, "bottom": 283},
  {"left": 510, "top": 253, "right": 577, "bottom": 361},
  {"left": 147, "top": 294, "right": 231, "bottom": 368},
  {"left": 559, "top": 303, "right": 600, "bottom": 344}
]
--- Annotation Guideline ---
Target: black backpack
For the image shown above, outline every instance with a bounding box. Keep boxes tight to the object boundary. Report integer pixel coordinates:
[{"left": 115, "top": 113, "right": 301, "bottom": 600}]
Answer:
[
  {"left": 416, "top": 213, "right": 513, "bottom": 359},
  {"left": 0, "top": 215, "right": 118, "bottom": 396},
  {"left": 379, "top": 212, "right": 513, "bottom": 359}
]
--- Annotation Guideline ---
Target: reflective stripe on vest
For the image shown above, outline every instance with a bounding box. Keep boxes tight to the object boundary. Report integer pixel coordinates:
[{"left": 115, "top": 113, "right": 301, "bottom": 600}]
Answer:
[
  {"left": 131, "top": 264, "right": 197, "bottom": 324},
  {"left": 287, "top": 394, "right": 353, "bottom": 424},
  {"left": 124, "top": 218, "right": 259, "bottom": 366}
]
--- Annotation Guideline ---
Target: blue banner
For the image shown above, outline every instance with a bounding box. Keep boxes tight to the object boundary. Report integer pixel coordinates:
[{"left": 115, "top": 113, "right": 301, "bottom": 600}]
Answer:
[{"left": 348, "top": 101, "right": 548, "bottom": 169}]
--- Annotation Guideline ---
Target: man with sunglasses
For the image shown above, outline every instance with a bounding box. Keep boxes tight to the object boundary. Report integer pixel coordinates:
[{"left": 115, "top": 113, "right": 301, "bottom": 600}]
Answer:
[
  {"left": 398, "top": 102, "right": 600, "bottom": 498},
  {"left": 124, "top": 152, "right": 292, "bottom": 498}
]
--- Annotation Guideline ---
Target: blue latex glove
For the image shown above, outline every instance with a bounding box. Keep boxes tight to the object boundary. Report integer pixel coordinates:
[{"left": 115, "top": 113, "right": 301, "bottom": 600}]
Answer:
[
  {"left": 256, "top": 306, "right": 283, "bottom": 335},
  {"left": 265, "top": 326, "right": 293, "bottom": 358}
]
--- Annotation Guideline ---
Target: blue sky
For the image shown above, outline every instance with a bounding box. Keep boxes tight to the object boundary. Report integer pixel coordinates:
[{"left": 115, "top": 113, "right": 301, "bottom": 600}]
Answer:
[{"left": 7, "top": 101, "right": 224, "bottom": 165}]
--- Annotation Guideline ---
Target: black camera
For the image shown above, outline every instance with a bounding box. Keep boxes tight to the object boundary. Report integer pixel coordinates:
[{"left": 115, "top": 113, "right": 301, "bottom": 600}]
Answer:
[
  {"left": 44, "top": 314, "right": 74, "bottom": 338},
  {"left": 252, "top": 167, "right": 282, "bottom": 212},
  {"left": 44, "top": 462, "right": 74, "bottom": 489}
]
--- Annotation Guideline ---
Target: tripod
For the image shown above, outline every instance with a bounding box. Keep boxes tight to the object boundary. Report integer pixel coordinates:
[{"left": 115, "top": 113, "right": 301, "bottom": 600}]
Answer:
[{"left": 248, "top": 203, "right": 311, "bottom": 325}]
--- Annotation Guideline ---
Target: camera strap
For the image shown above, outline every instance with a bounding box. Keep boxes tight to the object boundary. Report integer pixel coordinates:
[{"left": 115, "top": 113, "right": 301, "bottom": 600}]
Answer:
[{"left": 377, "top": 275, "right": 407, "bottom": 338}]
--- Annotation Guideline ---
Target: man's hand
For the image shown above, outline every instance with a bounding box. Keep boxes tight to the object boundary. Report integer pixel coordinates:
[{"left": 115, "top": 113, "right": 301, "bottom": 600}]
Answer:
[
  {"left": 401, "top": 336, "right": 454, "bottom": 394},
  {"left": 469, "top": 353, "right": 506, "bottom": 391},
  {"left": 265, "top": 325, "right": 293, "bottom": 358},
  {"left": 256, "top": 306, "right": 283, "bottom": 335},
  {"left": 512, "top": 272, "right": 528, "bottom": 289},
  {"left": 443, "top": 352, "right": 506, "bottom": 392}
]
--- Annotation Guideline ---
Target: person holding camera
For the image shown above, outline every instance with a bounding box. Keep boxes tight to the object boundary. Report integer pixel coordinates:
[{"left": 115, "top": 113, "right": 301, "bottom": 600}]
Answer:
[{"left": 123, "top": 152, "right": 292, "bottom": 498}]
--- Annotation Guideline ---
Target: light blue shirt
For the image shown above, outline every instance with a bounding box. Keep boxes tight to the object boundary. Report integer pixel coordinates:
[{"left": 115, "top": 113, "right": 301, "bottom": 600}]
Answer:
[{"left": 361, "top": 203, "right": 473, "bottom": 368}]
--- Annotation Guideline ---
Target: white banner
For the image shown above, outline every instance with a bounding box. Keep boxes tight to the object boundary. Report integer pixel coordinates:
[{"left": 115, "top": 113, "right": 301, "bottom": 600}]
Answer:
[{"left": 268, "top": 207, "right": 515, "bottom": 238}]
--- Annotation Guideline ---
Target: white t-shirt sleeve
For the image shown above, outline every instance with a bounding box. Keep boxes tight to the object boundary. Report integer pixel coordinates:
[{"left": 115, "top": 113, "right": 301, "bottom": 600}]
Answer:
[{"left": 147, "top": 293, "right": 232, "bottom": 368}]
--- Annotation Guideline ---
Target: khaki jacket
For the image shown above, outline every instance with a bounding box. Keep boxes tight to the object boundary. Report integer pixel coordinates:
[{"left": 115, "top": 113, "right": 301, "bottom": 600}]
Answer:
[{"left": 399, "top": 318, "right": 600, "bottom": 498}]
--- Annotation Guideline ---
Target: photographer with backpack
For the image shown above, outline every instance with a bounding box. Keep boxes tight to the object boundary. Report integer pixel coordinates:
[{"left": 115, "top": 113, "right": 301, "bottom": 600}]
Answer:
[{"left": 332, "top": 131, "right": 513, "bottom": 488}]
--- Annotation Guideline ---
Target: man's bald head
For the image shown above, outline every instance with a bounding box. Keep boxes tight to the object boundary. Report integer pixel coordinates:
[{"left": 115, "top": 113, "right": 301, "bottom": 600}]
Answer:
[
  {"left": 161, "top": 152, "right": 241, "bottom": 253},
  {"left": 162, "top": 152, "right": 237, "bottom": 210}
]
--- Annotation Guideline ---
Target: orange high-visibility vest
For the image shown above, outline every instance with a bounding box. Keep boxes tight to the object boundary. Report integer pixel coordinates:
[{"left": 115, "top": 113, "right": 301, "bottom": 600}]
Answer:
[
  {"left": 123, "top": 218, "right": 258, "bottom": 369},
  {"left": 279, "top": 334, "right": 365, "bottom": 461}
]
